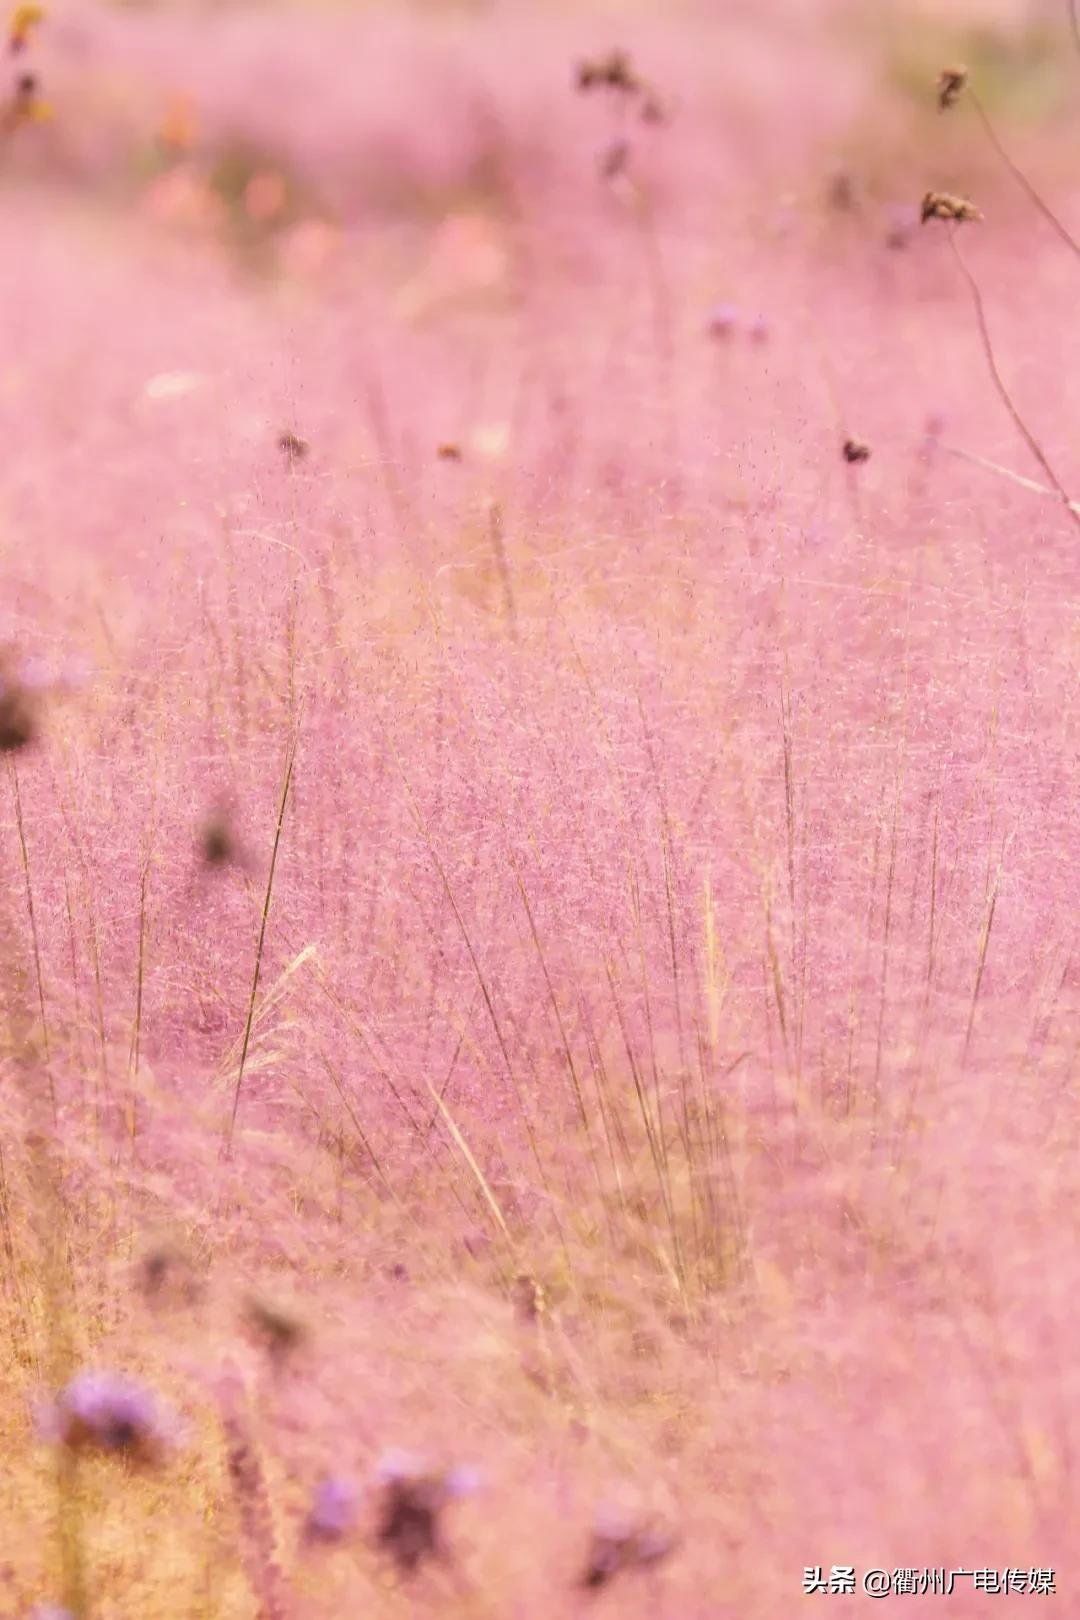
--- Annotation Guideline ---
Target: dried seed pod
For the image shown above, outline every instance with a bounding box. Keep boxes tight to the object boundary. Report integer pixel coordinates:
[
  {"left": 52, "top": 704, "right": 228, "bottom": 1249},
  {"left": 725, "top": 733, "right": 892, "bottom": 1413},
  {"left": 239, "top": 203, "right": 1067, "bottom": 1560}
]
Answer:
[
  {"left": 243, "top": 1295, "right": 306, "bottom": 1365},
  {"left": 277, "top": 431, "right": 309, "bottom": 461},
  {"left": 920, "top": 190, "right": 982, "bottom": 224},
  {"left": 137, "top": 1242, "right": 202, "bottom": 1305},
  {"left": 937, "top": 65, "right": 968, "bottom": 111},
  {"left": 0, "top": 648, "right": 39, "bottom": 752},
  {"left": 372, "top": 1451, "right": 478, "bottom": 1577},
  {"left": 576, "top": 50, "right": 640, "bottom": 96},
  {"left": 200, "top": 809, "right": 236, "bottom": 867},
  {"left": 198, "top": 803, "right": 253, "bottom": 873}
]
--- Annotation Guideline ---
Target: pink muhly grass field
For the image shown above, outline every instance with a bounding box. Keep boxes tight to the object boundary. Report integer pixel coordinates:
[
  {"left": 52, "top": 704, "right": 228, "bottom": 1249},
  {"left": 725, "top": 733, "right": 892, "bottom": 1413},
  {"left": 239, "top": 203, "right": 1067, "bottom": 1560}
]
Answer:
[{"left": 0, "top": 0, "right": 1078, "bottom": 1615}]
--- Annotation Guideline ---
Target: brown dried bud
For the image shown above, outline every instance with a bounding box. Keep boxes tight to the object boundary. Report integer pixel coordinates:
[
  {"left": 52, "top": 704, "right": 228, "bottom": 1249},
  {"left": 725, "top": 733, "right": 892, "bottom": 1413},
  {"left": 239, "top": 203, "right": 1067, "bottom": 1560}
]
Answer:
[
  {"left": 0, "top": 648, "right": 38, "bottom": 752},
  {"left": 200, "top": 810, "right": 236, "bottom": 866},
  {"left": 842, "top": 438, "right": 871, "bottom": 464},
  {"left": 576, "top": 50, "right": 640, "bottom": 96},
  {"left": 920, "top": 190, "right": 982, "bottom": 224},
  {"left": 243, "top": 1295, "right": 306, "bottom": 1365},
  {"left": 937, "top": 66, "right": 968, "bottom": 111},
  {"left": 277, "top": 431, "right": 309, "bottom": 461}
]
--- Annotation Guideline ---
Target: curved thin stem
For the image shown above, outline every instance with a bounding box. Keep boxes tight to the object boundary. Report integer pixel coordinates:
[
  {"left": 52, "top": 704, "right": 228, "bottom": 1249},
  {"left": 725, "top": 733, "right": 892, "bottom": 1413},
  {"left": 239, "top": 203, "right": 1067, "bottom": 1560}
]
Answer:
[
  {"left": 948, "top": 228, "right": 1080, "bottom": 535},
  {"left": 969, "top": 90, "right": 1080, "bottom": 261}
]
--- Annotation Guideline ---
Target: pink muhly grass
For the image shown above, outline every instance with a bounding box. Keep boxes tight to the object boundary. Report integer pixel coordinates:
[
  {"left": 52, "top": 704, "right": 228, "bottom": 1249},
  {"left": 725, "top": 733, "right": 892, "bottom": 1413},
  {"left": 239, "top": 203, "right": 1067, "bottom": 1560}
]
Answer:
[{"left": 0, "top": 3, "right": 1079, "bottom": 1617}]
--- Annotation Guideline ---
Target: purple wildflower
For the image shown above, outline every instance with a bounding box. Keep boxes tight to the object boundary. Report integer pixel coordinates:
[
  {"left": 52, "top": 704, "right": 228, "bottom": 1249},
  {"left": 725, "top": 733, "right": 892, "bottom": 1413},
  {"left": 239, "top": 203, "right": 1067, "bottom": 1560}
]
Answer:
[
  {"left": 304, "top": 1475, "right": 359, "bottom": 1544},
  {"left": 40, "top": 1370, "right": 176, "bottom": 1465}
]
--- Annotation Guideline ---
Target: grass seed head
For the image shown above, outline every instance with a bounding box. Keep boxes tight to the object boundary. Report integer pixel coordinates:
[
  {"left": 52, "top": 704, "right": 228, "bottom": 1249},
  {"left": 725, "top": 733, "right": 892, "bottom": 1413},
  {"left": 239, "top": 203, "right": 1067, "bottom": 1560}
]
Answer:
[
  {"left": 920, "top": 189, "right": 981, "bottom": 224},
  {"left": 937, "top": 66, "right": 968, "bottom": 111},
  {"left": 243, "top": 1295, "right": 307, "bottom": 1364},
  {"left": 576, "top": 50, "right": 640, "bottom": 96},
  {"left": 0, "top": 649, "right": 40, "bottom": 753},
  {"left": 277, "top": 430, "right": 309, "bottom": 461},
  {"left": 372, "top": 1451, "right": 477, "bottom": 1576},
  {"left": 200, "top": 807, "right": 237, "bottom": 867}
]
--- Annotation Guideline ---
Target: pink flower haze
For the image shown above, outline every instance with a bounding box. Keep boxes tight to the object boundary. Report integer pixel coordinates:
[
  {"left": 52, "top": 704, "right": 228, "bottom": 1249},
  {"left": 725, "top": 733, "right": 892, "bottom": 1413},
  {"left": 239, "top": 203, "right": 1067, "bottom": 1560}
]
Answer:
[{"left": 0, "top": 0, "right": 1078, "bottom": 1615}]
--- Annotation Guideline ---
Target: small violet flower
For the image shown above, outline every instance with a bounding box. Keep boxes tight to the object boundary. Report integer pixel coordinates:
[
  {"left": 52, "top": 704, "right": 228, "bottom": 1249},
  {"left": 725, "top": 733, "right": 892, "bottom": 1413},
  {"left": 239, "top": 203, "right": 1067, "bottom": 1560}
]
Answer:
[
  {"left": 38, "top": 1370, "right": 176, "bottom": 1465},
  {"left": 303, "top": 1475, "right": 360, "bottom": 1544}
]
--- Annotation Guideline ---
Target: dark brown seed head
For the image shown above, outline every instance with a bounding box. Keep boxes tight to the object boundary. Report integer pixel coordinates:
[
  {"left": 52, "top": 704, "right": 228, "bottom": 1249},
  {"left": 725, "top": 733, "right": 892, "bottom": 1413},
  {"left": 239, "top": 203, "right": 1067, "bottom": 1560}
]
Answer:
[
  {"left": 920, "top": 189, "right": 981, "bottom": 224},
  {"left": 200, "top": 810, "right": 235, "bottom": 867},
  {"left": 0, "top": 687, "right": 35, "bottom": 752},
  {"left": 243, "top": 1295, "right": 305, "bottom": 1363},
  {"left": 138, "top": 1242, "right": 201, "bottom": 1304},
  {"left": 937, "top": 65, "right": 968, "bottom": 111},
  {"left": 843, "top": 438, "right": 871, "bottom": 464},
  {"left": 277, "top": 431, "right": 309, "bottom": 461},
  {"left": 372, "top": 1454, "right": 477, "bottom": 1577},
  {"left": 0, "top": 650, "right": 38, "bottom": 753},
  {"left": 377, "top": 1477, "right": 442, "bottom": 1573},
  {"left": 576, "top": 49, "right": 639, "bottom": 96}
]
